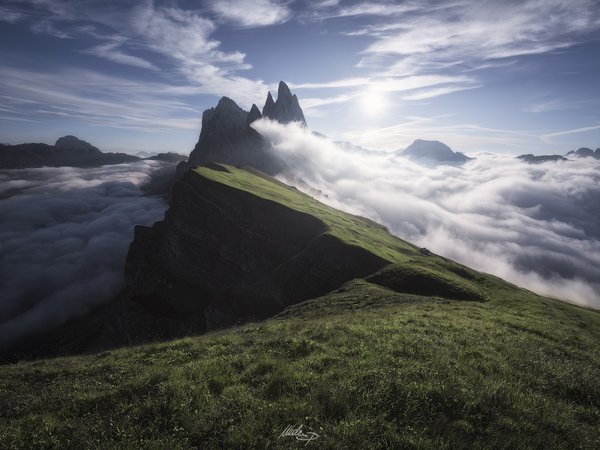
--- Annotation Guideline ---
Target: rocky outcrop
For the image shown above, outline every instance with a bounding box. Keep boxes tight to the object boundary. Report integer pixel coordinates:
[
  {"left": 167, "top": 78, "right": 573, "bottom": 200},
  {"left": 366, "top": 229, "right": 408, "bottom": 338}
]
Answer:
[
  {"left": 517, "top": 154, "right": 567, "bottom": 163},
  {"left": 262, "top": 91, "right": 276, "bottom": 118},
  {"left": 0, "top": 135, "right": 140, "bottom": 169},
  {"left": 55, "top": 135, "right": 101, "bottom": 152},
  {"left": 147, "top": 152, "right": 188, "bottom": 163},
  {"left": 401, "top": 139, "right": 471, "bottom": 166},
  {"left": 123, "top": 166, "right": 387, "bottom": 334},
  {"left": 184, "top": 81, "right": 306, "bottom": 176},
  {"left": 566, "top": 147, "right": 600, "bottom": 159},
  {"left": 263, "top": 81, "right": 307, "bottom": 126}
]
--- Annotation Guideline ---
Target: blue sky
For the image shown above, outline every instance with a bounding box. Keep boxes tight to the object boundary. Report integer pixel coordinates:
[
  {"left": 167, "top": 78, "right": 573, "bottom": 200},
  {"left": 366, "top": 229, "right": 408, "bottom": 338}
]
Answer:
[{"left": 1, "top": 0, "right": 599, "bottom": 155}]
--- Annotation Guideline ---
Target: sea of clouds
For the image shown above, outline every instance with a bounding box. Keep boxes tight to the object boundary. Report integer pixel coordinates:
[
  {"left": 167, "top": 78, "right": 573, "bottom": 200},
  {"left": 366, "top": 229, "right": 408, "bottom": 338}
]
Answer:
[
  {"left": 253, "top": 119, "right": 600, "bottom": 309},
  {"left": 0, "top": 161, "right": 169, "bottom": 350}
]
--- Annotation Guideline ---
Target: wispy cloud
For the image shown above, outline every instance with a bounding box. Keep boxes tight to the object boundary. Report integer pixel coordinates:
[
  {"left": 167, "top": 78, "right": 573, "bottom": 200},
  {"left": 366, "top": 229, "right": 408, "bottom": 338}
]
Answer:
[
  {"left": 290, "top": 74, "right": 480, "bottom": 111},
  {"left": 297, "top": 0, "right": 600, "bottom": 114},
  {"left": 357, "top": 0, "right": 600, "bottom": 73},
  {"left": 324, "top": 2, "right": 419, "bottom": 18},
  {"left": 401, "top": 84, "right": 482, "bottom": 101},
  {"left": 0, "top": 66, "right": 202, "bottom": 133},
  {"left": 81, "top": 39, "right": 158, "bottom": 70},
  {"left": 523, "top": 97, "right": 600, "bottom": 114},
  {"left": 208, "top": 0, "right": 291, "bottom": 27},
  {"left": 341, "top": 116, "right": 539, "bottom": 153},
  {"left": 30, "top": 19, "right": 72, "bottom": 38},
  {"left": 4, "top": 1, "right": 270, "bottom": 105},
  {"left": 541, "top": 124, "right": 600, "bottom": 142},
  {"left": 0, "top": 6, "right": 25, "bottom": 24}
]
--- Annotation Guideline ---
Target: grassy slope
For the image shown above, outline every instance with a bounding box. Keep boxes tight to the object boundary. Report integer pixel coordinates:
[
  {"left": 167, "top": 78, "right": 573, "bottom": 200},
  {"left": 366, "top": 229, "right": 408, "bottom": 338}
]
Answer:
[{"left": 1, "top": 166, "right": 599, "bottom": 449}]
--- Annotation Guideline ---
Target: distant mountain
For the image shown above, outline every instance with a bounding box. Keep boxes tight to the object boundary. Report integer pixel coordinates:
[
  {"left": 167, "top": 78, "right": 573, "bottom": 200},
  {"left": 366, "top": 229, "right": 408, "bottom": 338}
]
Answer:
[
  {"left": 516, "top": 146, "right": 600, "bottom": 164},
  {"left": 179, "top": 81, "right": 306, "bottom": 176},
  {"left": 135, "top": 150, "right": 158, "bottom": 158},
  {"left": 566, "top": 147, "right": 600, "bottom": 159},
  {"left": 146, "top": 152, "right": 188, "bottom": 163},
  {"left": 0, "top": 135, "right": 140, "bottom": 169},
  {"left": 401, "top": 139, "right": 472, "bottom": 165},
  {"left": 517, "top": 154, "right": 567, "bottom": 163}
]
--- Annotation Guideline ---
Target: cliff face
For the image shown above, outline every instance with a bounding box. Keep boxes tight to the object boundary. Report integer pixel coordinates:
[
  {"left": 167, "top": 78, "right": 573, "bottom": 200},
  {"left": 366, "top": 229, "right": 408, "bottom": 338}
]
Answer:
[{"left": 124, "top": 165, "right": 388, "bottom": 333}]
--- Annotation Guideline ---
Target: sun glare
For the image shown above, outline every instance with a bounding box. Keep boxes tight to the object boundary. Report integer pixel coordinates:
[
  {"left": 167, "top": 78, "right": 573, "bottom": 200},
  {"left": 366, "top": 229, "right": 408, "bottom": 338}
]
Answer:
[{"left": 359, "top": 90, "right": 388, "bottom": 116}]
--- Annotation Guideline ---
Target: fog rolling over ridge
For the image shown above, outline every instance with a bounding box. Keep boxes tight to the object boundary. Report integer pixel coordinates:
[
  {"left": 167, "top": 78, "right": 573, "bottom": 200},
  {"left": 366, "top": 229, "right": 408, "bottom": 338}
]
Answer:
[
  {"left": 253, "top": 119, "right": 600, "bottom": 309},
  {"left": 0, "top": 162, "right": 168, "bottom": 349}
]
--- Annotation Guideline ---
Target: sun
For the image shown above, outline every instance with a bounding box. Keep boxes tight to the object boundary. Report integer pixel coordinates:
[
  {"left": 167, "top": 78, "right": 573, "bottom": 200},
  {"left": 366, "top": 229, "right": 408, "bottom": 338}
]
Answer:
[{"left": 359, "top": 90, "right": 388, "bottom": 116}]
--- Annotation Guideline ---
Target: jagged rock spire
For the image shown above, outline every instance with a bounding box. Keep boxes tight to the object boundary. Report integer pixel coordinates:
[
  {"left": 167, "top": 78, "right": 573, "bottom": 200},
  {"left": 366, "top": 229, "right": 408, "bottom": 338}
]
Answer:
[
  {"left": 262, "top": 81, "right": 307, "bottom": 126},
  {"left": 186, "top": 81, "right": 305, "bottom": 175},
  {"left": 262, "top": 92, "right": 276, "bottom": 118},
  {"left": 246, "top": 104, "right": 262, "bottom": 127}
]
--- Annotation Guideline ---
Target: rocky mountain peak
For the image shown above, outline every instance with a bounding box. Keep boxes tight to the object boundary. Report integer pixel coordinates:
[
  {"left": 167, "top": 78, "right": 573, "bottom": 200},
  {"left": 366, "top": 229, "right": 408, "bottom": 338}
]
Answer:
[
  {"left": 246, "top": 104, "right": 262, "bottom": 127},
  {"left": 402, "top": 139, "right": 471, "bottom": 166},
  {"left": 262, "top": 91, "right": 276, "bottom": 118},
  {"left": 186, "top": 81, "right": 304, "bottom": 175},
  {"left": 55, "top": 135, "right": 100, "bottom": 153},
  {"left": 215, "top": 96, "right": 242, "bottom": 112},
  {"left": 277, "top": 81, "right": 292, "bottom": 101},
  {"left": 263, "top": 81, "right": 307, "bottom": 126}
]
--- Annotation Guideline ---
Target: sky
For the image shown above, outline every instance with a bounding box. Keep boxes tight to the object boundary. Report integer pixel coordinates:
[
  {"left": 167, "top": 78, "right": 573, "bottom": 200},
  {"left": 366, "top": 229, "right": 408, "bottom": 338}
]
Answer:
[{"left": 0, "top": 0, "right": 600, "bottom": 154}]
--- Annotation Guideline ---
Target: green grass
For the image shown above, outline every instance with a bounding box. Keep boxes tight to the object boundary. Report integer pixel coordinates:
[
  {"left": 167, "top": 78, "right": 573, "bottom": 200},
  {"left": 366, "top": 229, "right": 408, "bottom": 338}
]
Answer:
[
  {"left": 1, "top": 284, "right": 598, "bottom": 449},
  {"left": 1, "top": 165, "right": 599, "bottom": 449},
  {"left": 194, "top": 164, "right": 418, "bottom": 262}
]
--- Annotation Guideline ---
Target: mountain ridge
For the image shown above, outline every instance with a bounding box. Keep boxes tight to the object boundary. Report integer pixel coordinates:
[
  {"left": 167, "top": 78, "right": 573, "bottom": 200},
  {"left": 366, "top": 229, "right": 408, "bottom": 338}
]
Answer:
[{"left": 0, "top": 135, "right": 184, "bottom": 169}]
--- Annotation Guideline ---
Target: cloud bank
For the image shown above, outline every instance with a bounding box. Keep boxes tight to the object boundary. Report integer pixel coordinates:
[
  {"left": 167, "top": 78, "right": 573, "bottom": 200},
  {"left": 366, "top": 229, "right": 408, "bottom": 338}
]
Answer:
[
  {"left": 253, "top": 119, "right": 600, "bottom": 309},
  {"left": 0, "top": 162, "right": 168, "bottom": 350}
]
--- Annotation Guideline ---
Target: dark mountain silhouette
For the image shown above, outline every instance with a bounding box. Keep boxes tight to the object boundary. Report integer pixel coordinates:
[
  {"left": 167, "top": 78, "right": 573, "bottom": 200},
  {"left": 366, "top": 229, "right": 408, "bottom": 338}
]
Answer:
[
  {"left": 146, "top": 152, "right": 188, "bottom": 163},
  {"left": 517, "top": 154, "right": 567, "bottom": 163},
  {"left": 566, "top": 147, "right": 600, "bottom": 159},
  {"left": 178, "top": 81, "right": 306, "bottom": 176},
  {"left": 0, "top": 135, "right": 140, "bottom": 169},
  {"left": 262, "top": 81, "right": 307, "bottom": 126},
  {"left": 401, "top": 139, "right": 471, "bottom": 165},
  {"left": 517, "top": 146, "right": 600, "bottom": 163}
]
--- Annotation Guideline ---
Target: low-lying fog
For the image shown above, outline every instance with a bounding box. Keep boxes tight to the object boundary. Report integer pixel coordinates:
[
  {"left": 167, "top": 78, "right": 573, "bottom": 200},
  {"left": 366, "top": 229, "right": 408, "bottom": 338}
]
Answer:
[
  {"left": 254, "top": 119, "right": 600, "bottom": 309},
  {"left": 0, "top": 161, "right": 169, "bottom": 349}
]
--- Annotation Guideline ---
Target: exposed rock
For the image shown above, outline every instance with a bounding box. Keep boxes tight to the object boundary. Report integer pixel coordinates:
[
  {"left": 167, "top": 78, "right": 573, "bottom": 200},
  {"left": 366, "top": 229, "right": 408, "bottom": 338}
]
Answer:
[
  {"left": 186, "top": 81, "right": 307, "bottom": 176},
  {"left": 566, "top": 147, "right": 600, "bottom": 159},
  {"left": 246, "top": 103, "right": 262, "bottom": 127},
  {"left": 187, "top": 96, "right": 282, "bottom": 175},
  {"left": 517, "top": 154, "right": 567, "bottom": 163},
  {"left": 263, "top": 81, "right": 307, "bottom": 126},
  {"left": 262, "top": 91, "right": 276, "bottom": 118},
  {"left": 401, "top": 139, "right": 471, "bottom": 166},
  {"left": 246, "top": 104, "right": 262, "bottom": 138}
]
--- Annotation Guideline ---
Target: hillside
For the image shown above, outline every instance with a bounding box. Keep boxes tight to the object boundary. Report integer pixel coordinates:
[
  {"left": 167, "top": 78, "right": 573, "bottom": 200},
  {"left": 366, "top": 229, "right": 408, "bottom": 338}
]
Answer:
[{"left": 1, "top": 165, "right": 599, "bottom": 448}]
